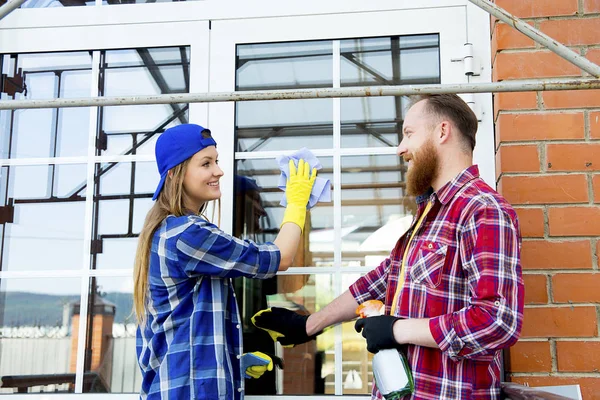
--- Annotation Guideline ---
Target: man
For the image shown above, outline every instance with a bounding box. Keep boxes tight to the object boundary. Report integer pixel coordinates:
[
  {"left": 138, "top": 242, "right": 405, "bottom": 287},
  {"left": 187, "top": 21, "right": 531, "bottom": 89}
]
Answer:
[{"left": 252, "top": 94, "right": 524, "bottom": 399}]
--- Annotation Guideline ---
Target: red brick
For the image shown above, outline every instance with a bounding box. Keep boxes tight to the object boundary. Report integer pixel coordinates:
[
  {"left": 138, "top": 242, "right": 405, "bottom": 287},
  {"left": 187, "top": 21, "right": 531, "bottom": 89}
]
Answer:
[
  {"left": 543, "top": 90, "right": 600, "bottom": 109},
  {"left": 514, "top": 207, "right": 545, "bottom": 238},
  {"left": 549, "top": 206, "right": 600, "bottom": 236},
  {"left": 510, "top": 376, "right": 600, "bottom": 400},
  {"left": 500, "top": 174, "right": 588, "bottom": 204},
  {"left": 494, "top": 51, "right": 580, "bottom": 81},
  {"left": 540, "top": 18, "right": 600, "bottom": 46},
  {"left": 506, "top": 341, "right": 552, "bottom": 372},
  {"left": 523, "top": 274, "right": 548, "bottom": 304},
  {"left": 495, "top": 0, "right": 578, "bottom": 18},
  {"left": 494, "top": 93, "right": 538, "bottom": 120},
  {"left": 591, "top": 111, "right": 600, "bottom": 139},
  {"left": 586, "top": 48, "right": 600, "bottom": 66},
  {"left": 594, "top": 174, "right": 600, "bottom": 203},
  {"left": 521, "top": 240, "right": 592, "bottom": 270},
  {"left": 547, "top": 143, "right": 600, "bottom": 171},
  {"left": 496, "top": 145, "right": 539, "bottom": 177},
  {"left": 585, "top": 0, "right": 600, "bottom": 13},
  {"left": 495, "top": 22, "right": 536, "bottom": 50},
  {"left": 496, "top": 113, "right": 585, "bottom": 142},
  {"left": 522, "top": 306, "right": 598, "bottom": 338},
  {"left": 553, "top": 273, "right": 600, "bottom": 302},
  {"left": 557, "top": 341, "right": 600, "bottom": 372}
]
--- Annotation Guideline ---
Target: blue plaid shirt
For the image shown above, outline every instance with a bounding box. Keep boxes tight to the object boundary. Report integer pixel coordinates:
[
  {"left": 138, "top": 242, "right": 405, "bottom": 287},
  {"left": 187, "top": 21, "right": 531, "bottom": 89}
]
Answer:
[{"left": 136, "top": 214, "right": 281, "bottom": 400}]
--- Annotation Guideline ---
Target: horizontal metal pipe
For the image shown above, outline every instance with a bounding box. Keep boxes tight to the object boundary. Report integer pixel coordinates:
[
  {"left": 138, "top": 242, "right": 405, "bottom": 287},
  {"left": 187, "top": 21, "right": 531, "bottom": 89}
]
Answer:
[
  {"left": 469, "top": 0, "right": 600, "bottom": 78},
  {"left": 2, "top": 78, "right": 600, "bottom": 110},
  {"left": 0, "top": 0, "right": 27, "bottom": 21}
]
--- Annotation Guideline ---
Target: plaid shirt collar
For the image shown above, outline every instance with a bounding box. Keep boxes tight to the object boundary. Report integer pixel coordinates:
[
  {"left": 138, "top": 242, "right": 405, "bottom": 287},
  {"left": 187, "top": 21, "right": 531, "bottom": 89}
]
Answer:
[{"left": 416, "top": 164, "right": 480, "bottom": 206}]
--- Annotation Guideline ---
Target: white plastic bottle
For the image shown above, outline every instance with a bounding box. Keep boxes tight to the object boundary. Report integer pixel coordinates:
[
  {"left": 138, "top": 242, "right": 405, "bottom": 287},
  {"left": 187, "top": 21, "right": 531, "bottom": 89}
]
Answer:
[{"left": 357, "top": 301, "right": 414, "bottom": 399}]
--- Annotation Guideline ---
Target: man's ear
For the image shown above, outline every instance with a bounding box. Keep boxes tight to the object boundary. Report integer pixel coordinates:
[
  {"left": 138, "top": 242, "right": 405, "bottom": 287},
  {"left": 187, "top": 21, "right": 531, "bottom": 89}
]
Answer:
[
  {"left": 167, "top": 169, "right": 173, "bottom": 179},
  {"left": 438, "top": 121, "right": 452, "bottom": 145}
]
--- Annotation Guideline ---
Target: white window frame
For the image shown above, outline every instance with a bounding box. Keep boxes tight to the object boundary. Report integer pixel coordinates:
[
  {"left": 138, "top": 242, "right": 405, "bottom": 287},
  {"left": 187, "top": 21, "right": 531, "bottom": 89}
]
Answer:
[{"left": 0, "top": 1, "right": 492, "bottom": 398}]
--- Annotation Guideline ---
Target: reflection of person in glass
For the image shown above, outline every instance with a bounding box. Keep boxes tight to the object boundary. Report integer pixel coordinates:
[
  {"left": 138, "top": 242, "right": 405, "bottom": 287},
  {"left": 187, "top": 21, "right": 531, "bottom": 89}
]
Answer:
[
  {"left": 132, "top": 124, "right": 317, "bottom": 399},
  {"left": 253, "top": 95, "right": 524, "bottom": 400}
]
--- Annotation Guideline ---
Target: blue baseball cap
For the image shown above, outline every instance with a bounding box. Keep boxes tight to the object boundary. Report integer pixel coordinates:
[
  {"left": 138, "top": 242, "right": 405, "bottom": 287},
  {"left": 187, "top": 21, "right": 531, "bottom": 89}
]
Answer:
[{"left": 152, "top": 124, "right": 217, "bottom": 201}]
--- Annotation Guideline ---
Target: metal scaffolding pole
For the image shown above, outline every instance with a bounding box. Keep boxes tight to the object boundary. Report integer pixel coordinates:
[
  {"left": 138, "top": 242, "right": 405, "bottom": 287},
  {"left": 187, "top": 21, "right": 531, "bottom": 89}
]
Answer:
[
  {"left": 468, "top": 0, "right": 600, "bottom": 78},
  {"left": 0, "top": 0, "right": 27, "bottom": 21},
  {"left": 1, "top": 78, "right": 599, "bottom": 110}
]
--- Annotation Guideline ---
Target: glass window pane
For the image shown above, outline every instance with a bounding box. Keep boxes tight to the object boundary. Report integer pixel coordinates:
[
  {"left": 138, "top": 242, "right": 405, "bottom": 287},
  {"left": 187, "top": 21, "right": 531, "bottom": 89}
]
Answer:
[
  {"left": 340, "top": 34, "right": 440, "bottom": 86},
  {"left": 340, "top": 34, "right": 440, "bottom": 149},
  {"left": 0, "top": 278, "right": 81, "bottom": 394},
  {"left": 236, "top": 99, "right": 333, "bottom": 152},
  {"left": 341, "top": 155, "right": 415, "bottom": 268},
  {"left": 234, "top": 157, "right": 334, "bottom": 266},
  {"left": 0, "top": 52, "right": 92, "bottom": 159},
  {"left": 236, "top": 41, "right": 332, "bottom": 90},
  {"left": 83, "top": 276, "right": 140, "bottom": 393},
  {"left": 0, "top": 164, "right": 86, "bottom": 272},
  {"left": 233, "top": 273, "right": 335, "bottom": 395},
  {"left": 235, "top": 40, "right": 333, "bottom": 152},
  {"left": 92, "top": 161, "right": 154, "bottom": 270},
  {"left": 99, "top": 47, "right": 190, "bottom": 156}
]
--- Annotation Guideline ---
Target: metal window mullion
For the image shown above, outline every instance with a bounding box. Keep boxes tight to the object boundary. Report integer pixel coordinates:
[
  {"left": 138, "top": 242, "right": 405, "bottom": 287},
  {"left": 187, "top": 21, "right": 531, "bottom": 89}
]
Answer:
[
  {"left": 332, "top": 39, "right": 344, "bottom": 397},
  {"left": 74, "top": 50, "right": 101, "bottom": 394}
]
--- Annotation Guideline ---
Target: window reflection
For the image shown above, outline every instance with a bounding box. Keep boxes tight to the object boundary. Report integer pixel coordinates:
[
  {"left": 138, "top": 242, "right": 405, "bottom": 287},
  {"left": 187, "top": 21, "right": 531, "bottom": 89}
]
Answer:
[
  {"left": 235, "top": 41, "right": 333, "bottom": 152},
  {"left": 0, "top": 164, "right": 86, "bottom": 272},
  {"left": 341, "top": 155, "right": 414, "bottom": 268},
  {"left": 92, "top": 161, "right": 154, "bottom": 270},
  {"left": 340, "top": 34, "right": 440, "bottom": 148},
  {"left": 0, "top": 52, "right": 92, "bottom": 159},
  {"left": 0, "top": 278, "right": 81, "bottom": 394},
  {"left": 232, "top": 273, "right": 335, "bottom": 395},
  {"left": 339, "top": 272, "right": 375, "bottom": 395},
  {"left": 21, "top": 0, "right": 93, "bottom": 7},
  {"left": 83, "top": 276, "right": 139, "bottom": 393},
  {"left": 98, "top": 47, "right": 190, "bottom": 156},
  {"left": 234, "top": 157, "right": 334, "bottom": 266},
  {"left": 340, "top": 35, "right": 440, "bottom": 86}
]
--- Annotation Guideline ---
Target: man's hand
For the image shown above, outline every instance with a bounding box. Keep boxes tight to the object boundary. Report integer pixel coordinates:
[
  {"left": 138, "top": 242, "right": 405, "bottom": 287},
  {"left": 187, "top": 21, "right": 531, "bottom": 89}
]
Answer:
[
  {"left": 252, "top": 307, "right": 319, "bottom": 347},
  {"left": 354, "top": 315, "right": 400, "bottom": 353}
]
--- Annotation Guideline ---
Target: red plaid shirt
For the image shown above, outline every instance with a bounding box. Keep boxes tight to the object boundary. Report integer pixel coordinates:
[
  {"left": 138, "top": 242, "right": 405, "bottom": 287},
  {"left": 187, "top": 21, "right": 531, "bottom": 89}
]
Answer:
[{"left": 350, "top": 165, "right": 524, "bottom": 400}]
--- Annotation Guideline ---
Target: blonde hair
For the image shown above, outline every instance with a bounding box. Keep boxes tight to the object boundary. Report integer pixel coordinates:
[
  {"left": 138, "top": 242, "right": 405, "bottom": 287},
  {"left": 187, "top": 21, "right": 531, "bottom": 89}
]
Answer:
[{"left": 133, "top": 160, "right": 221, "bottom": 325}]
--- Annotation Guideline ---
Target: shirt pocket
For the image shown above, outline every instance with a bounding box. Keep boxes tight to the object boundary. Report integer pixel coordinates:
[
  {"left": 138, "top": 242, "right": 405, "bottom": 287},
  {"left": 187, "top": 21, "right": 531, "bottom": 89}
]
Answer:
[{"left": 409, "top": 241, "right": 448, "bottom": 288}]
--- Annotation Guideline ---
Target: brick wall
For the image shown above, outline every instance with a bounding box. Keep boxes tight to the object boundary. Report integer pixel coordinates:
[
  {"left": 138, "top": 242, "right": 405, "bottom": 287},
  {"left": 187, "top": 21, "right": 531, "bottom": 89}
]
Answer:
[{"left": 492, "top": 0, "right": 600, "bottom": 398}]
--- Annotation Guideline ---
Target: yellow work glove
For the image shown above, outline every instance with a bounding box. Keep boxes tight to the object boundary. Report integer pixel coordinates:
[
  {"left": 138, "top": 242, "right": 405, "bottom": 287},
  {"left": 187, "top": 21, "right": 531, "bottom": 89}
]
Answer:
[
  {"left": 281, "top": 158, "right": 317, "bottom": 233},
  {"left": 241, "top": 351, "right": 274, "bottom": 379}
]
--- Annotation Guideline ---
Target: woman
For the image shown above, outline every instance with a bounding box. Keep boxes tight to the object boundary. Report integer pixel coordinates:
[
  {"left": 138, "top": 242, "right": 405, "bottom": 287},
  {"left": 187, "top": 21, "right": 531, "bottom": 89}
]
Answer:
[{"left": 133, "top": 124, "right": 316, "bottom": 400}]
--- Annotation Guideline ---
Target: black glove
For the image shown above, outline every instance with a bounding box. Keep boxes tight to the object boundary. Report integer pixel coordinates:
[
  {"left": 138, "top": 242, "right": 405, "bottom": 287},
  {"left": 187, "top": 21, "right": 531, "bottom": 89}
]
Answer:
[
  {"left": 251, "top": 307, "right": 319, "bottom": 347},
  {"left": 354, "top": 315, "right": 400, "bottom": 354}
]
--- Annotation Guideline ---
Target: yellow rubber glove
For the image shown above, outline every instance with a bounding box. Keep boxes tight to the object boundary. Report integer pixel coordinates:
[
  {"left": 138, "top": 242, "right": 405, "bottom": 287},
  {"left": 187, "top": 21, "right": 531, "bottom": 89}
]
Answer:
[
  {"left": 281, "top": 158, "right": 317, "bottom": 233},
  {"left": 241, "top": 351, "right": 274, "bottom": 379}
]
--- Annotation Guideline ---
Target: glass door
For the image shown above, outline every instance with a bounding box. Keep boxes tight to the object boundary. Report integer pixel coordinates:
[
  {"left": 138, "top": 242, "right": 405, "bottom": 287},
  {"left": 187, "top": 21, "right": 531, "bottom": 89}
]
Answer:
[
  {"left": 208, "top": 6, "right": 486, "bottom": 398},
  {"left": 0, "top": 21, "right": 209, "bottom": 396}
]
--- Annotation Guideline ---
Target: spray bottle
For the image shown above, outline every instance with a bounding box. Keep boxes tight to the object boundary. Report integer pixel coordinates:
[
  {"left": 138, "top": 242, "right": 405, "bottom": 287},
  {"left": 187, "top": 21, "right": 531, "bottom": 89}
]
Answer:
[{"left": 356, "top": 300, "right": 414, "bottom": 399}]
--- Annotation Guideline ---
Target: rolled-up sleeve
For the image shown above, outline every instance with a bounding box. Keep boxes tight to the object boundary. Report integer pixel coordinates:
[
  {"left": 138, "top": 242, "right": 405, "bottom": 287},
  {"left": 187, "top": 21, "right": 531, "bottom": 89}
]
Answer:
[
  {"left": 429, "top": 205, "right": 524, "bottom": 361},
  {"left": 349, "top": 258, "right": 391, "bottom": 304},
  {"left": 176, "top": 219, "right": 280, "bottom": 279}
]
